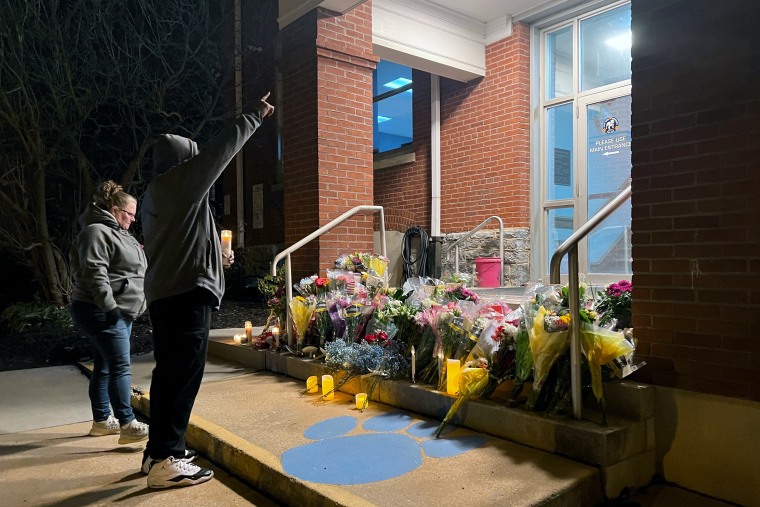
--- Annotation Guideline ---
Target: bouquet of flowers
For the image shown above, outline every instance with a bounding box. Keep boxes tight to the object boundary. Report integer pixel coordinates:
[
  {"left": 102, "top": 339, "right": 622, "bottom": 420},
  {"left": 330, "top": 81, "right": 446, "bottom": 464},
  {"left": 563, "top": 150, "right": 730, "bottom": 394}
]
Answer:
[
  {"left": 327, "top": 297, "right": 350, "bottom": 344},
  {"left": 319, "top": 340, "right": 380, "bottom": 400},
  {"left": 580, "top": 322, "right": 637, "bottom": 425},
  {"left": 258, "top": 268, "right": 286, "bottom": 328},
  {"left": 314, "top": 298, "right": 333, "bottom": 346},
  {"left": 434, "top": 360, "right": 490, "bottom": 438},
  {"left": 444, "top": 284, "right": 481, "bottom": 304},
  {"left": 358, "top": 333, "right": 408, "bottom": 412},
  {"left": 526, "top": 305, "right": 571, "bottom": 409},
  {"left": 595, "top": 280, "right": 633, "bottom": 329},
  {"left": 289, "top": 295, "right": 316, "bottom": 355}
]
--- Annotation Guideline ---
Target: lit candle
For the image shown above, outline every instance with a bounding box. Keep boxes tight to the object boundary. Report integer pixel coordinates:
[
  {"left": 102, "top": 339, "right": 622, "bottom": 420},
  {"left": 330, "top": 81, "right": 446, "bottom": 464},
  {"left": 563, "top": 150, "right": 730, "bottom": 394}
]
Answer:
[
  {"left": 220, "top": 230, "right": 232, "bottom": 267},
  {"left": 271, "top": 325, "right": 280, "bottom": 350},
  {"left": 355, "top": 393, "right": 368, "bottom": 410},
  {"left": 306, "top": 376, "right": 318, "bottom": 394},
  {"left": 446, "top": 358, "right": 461, "bottom": 395},
  {"left": 233, "top": 334, "right": 242, "bottom": 344},
  {"left": 411, "top": 346, "right": 416, "bottom": 383},
  {"left": 244, "top": 321, "right": 253, "bottom": 343},
  {"left": 322, "top": 375, "right": 334, "bottom": 400},
  {"left": 437, "top": 350, "right": 444, "bottom": 382}
]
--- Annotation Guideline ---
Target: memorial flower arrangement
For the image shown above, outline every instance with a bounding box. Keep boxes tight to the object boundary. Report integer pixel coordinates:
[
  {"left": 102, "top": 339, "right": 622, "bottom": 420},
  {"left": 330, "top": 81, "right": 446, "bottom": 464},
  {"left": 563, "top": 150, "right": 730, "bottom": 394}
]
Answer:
[
  {"left": 263, "top": 252, "right": 643, "bottom": 427},
  {"left": 595, "top": 279, "right": 633, "bottom": 329}
]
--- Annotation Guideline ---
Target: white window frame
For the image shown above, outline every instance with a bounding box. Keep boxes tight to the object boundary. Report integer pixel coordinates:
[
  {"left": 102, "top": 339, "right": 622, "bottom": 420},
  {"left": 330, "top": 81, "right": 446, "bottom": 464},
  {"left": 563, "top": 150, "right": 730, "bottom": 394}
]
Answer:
[{"left": 531, "top": 0, "right": 632, "bottom": 286}]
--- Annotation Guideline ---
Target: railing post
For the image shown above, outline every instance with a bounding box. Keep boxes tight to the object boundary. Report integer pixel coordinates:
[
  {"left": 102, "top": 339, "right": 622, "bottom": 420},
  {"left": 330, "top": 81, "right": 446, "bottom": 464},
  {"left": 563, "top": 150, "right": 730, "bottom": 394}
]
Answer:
[
  {"left": 285, "top": 253, "right": 293, "bottom": 347},
  {"left": 568, "top": 247, "right": 581, "bottom": 419}
]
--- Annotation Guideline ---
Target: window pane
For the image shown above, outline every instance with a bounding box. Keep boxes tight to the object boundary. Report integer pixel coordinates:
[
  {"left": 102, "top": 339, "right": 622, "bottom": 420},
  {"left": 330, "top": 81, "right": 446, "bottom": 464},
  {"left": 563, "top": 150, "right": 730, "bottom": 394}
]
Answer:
[
  {"left": 374, "top": 93, "right": 412, "bottom": 153},
  {"left": 580, "top": 4, "right": 631, "bottom": 91},
  {"left": 586, "top": 95, "right": 632, "bottom": 275},
  {"left": 548, "top": 207, "right": 574, "bottom": 275},
  {"left": 373, "top": 60, "right": 413, "bottom": 153},
  {"left": 546, "top": 103, "right": 574, "bottom": 201},
  {"left": 545, "top": 25, "right": 572, "bottom": 100}
]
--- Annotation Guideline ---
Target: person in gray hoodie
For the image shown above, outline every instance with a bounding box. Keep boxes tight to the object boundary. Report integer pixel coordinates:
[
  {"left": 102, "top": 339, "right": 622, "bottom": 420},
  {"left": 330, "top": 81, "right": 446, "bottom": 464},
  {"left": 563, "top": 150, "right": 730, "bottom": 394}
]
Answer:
[
  {"left": 140, "top": 92, "right": 274, "bottom": 489},
  {"left": 70, "top": 180, "right": 149, "bottom": 445}
]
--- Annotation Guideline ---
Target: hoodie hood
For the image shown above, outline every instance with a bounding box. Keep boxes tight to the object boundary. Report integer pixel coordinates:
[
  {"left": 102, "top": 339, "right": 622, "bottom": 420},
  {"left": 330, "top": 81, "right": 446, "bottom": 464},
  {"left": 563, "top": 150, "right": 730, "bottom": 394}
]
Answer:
[
  {"left": 78, "top": 203, "right": 120, "bottom": 230},
  {"left": 152, "top": 134, "right": 199, "bottom": 176}
]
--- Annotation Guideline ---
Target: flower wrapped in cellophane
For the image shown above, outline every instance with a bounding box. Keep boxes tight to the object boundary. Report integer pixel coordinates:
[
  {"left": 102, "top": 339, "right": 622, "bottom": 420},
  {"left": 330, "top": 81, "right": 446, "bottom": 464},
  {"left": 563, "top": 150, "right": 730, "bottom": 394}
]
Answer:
[
  {"left": 289, "top": 295, "right": 316, "bottom": 355},
  {"left": 526, "top": 305, "right": 570, "bottom": 409},
  {"left": 435, "top": 363, "right": 489, "bottom": 438},
  {"left": 580, "top": 322, "right": 636, "bottom": 425},
  {"left": 359, "top": 333, "right": 408, "bottom": 412}
]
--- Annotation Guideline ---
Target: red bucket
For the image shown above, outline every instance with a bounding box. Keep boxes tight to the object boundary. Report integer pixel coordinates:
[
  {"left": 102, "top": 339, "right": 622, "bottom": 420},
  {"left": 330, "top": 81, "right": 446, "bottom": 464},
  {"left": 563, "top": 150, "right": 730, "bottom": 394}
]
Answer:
[{"left": 475, "top": 257, "right": 501, "bottom": 288}]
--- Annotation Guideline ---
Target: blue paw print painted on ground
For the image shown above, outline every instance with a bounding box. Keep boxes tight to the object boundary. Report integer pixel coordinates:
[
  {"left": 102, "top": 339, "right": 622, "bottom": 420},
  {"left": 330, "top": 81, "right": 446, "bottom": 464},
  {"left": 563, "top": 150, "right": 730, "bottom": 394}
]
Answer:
[{"left": 281, "top": 411, "right": 487, "bottom": 485}]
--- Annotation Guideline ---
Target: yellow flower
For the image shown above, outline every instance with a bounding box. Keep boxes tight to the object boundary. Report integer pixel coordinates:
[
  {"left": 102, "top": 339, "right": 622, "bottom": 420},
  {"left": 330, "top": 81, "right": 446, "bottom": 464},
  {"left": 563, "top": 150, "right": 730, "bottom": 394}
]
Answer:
[{"left": 580, "top": 322, "right": 635, "bottom": 403}]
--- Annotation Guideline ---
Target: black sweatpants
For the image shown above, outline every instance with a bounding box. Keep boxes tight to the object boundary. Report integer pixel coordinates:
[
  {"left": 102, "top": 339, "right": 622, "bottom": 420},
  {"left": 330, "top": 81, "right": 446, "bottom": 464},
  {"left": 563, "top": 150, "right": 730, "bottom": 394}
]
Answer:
[{"left": 146, "top": 287, "right": 215, "bottom": 460}]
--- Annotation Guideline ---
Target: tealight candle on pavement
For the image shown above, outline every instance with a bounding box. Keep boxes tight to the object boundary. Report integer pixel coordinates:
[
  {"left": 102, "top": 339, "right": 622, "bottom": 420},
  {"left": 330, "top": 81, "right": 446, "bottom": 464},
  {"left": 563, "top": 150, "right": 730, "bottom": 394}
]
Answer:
[
  {"left": 306, "top": 376, "right": 318, "bottom": 394},
  {"left": 322, "top": 375, "right": 334, "bottom": 400}
]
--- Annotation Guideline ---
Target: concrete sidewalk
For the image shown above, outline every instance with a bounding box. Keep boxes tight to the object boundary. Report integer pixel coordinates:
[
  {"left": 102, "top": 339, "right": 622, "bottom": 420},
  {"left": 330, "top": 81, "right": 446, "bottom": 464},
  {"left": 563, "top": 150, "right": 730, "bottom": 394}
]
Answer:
[{"left": 0, "top": 329, "right": 737, "bottom": 507}]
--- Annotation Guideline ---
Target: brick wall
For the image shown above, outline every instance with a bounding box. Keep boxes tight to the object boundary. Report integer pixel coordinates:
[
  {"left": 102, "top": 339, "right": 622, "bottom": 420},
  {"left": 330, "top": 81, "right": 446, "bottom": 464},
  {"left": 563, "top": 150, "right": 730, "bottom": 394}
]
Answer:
[
  {"left": 439, "top": 22, "right": 531, "bottom": 234},
  {"left": 281, "top": 11, "right": 321, "bottom": 278},
  {"left": 280, "top": 4, "right": 378, "bottom": 279},
  {"left": 374, "top": 70, "right": 432, "bottom": 233},
  {"left": 630, "top": 0, "right": 760, "bottom": 401}
]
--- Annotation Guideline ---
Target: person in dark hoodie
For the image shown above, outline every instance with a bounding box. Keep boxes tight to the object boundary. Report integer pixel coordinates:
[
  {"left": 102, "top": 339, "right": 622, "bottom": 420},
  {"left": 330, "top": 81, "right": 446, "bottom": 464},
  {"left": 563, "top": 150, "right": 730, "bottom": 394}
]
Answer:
[
  {"left": 140, "top": 92, "right": 274, "bottom": 489},
  {"left": 70, "top": 180, "right": 149, "bottom": 445}
]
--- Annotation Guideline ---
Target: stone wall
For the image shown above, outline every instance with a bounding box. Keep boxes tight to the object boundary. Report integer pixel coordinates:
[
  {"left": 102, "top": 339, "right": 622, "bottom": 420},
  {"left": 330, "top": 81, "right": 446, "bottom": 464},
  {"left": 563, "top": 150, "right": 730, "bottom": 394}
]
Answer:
[{"left": 439, "top": 228, "right": 530, "bottom": 287}]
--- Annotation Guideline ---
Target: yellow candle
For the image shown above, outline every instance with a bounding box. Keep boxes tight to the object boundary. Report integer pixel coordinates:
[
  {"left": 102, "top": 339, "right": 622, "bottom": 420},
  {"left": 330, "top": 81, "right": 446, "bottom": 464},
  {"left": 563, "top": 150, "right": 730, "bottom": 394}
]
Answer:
[
  {"left": 355, "top": 393, "right": 368, "bottom": 410},
  {"left": 446, "top": 358, "right": 461, "bottom": 395},
  {"left": 220, "top": 230, "right": 232, "bottom": 266},
  {"left": 322, "top": 375, "right": 334, "bottom": 400},
  {"left": 244, "top": 321, "right": 253, "bottom": 342},
  {"left": 306, "top": 376, "right": 318, "bottom": 394}
]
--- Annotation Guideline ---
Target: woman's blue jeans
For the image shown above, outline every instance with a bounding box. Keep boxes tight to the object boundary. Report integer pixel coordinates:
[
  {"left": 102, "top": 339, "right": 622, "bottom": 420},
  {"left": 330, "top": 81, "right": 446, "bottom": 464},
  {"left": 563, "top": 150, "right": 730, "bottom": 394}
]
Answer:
[{"left": 70, "top": 301, "right": 136, "bottom": 425}]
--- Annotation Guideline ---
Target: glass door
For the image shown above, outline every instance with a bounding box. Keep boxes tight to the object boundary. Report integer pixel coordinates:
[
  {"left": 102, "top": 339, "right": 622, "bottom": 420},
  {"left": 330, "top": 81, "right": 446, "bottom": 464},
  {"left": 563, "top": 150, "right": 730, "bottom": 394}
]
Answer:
[{"left": 578, "top": 90, "right": 632, "bottom": 283}]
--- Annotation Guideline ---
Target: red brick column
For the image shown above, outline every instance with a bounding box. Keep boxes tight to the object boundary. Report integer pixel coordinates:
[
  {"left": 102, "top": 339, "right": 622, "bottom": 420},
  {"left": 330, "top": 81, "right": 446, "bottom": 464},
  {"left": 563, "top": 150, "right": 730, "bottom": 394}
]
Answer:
[
  {"left": 631, "top": 0, "right": 760, "bottom": 400},
  {"left": 280, "top": 4, "right": 377, "bottom": 279}
]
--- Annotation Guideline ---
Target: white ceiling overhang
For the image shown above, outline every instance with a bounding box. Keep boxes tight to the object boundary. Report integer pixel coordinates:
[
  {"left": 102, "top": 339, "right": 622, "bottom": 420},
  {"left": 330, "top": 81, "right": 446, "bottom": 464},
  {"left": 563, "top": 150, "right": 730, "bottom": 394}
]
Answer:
[{"left": 277, "top": 0, "right": 595, "bottom": 82}]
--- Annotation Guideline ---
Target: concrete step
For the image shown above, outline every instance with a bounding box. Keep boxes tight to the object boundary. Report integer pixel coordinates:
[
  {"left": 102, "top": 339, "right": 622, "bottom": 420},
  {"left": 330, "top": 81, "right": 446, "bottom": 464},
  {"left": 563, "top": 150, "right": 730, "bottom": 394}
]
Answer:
[
  {"left": 131, "top": 356, "right": 603, "bottom": 506},
  {"left": 206, "top": 329, "right": 656, "bottom": 500}
]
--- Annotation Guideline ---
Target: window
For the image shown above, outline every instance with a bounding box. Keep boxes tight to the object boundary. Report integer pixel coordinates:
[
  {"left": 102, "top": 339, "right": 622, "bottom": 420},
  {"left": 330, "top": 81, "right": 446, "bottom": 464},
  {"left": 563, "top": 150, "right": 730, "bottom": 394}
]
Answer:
[
  {"left": 537, "top": 2, "right": 632, "bottom": 284},
  {"left": 373, "top": 60, "right": 413, "bottom": 154}
]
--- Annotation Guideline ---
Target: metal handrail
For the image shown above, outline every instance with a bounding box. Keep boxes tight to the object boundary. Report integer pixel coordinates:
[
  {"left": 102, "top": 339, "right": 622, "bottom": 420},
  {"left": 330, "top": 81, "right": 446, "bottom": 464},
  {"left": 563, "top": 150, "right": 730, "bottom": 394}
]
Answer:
[
  {"left": 444, "top": 215, "right": 504, "bottom": 286},
  {"left": 271, "top": 205, "right": 387, "bottom": 346},
  {"left": 549, "top": 185, "right": 631, "bottom": 419}
]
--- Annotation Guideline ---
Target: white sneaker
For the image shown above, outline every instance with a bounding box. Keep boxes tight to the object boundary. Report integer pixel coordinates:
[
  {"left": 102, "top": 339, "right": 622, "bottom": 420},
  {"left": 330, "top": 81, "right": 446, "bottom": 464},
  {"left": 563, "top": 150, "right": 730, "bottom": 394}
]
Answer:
[
  {"left": 89, "top": 415, "right": 120, "bottom": 436},
  {"left": 118, "top": 419, "right": 149, "bottom": 444},
  {"left": 141, "top": 449, "right": 198, "bottom": 474},
  {"left": 147, "top": 456, "right": 213, "bottom": 489}
]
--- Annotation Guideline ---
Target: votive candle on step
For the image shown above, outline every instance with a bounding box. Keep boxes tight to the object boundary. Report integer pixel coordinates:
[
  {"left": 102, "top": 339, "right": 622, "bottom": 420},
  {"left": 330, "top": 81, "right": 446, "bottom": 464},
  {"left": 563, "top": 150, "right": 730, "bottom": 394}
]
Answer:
[
  {"left": 244, "top": 321, "right": 253, "bottom": 342},
  {"left": 322, "top": 375, "right": 334, "bottom": 400},
  {"left": 446, "top": 358, "right": 461, "bottom": 395},
  {"left": 355, "top": 393, "right": 368, "bottom": 410},
  {"left": 233, "top": 334, "right": 242, "bottom": 344},
  {"left": 411, "top": 346, "right": 416, "bottom": 383},
  {"left": 306, "top": 376, "right": 318, "bottom": 394}
]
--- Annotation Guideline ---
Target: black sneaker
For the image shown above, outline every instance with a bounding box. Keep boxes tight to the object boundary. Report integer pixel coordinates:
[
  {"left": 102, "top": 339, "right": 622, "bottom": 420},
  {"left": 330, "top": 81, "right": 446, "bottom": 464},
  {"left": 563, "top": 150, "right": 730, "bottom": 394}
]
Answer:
[
  {"left": 147, "top": 456, "right": 213, "bottom": 489},
  {"left": 141, "top": 449, "right": 198, "bottom": 474}
]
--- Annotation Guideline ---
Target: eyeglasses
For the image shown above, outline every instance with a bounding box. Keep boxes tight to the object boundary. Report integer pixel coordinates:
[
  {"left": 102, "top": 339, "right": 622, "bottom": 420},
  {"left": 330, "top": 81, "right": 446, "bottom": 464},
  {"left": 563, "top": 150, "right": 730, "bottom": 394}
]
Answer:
[{"left": 118, "top": 208, "right": 136, "bottom": 219}]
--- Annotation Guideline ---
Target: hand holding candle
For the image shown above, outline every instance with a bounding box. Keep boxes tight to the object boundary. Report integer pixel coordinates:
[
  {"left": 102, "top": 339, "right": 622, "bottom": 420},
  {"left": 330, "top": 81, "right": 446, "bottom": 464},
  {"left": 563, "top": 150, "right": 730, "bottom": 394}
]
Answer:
[{"left": 220, "top": 230, "right": 232, "bottom": 267}]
